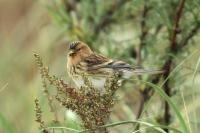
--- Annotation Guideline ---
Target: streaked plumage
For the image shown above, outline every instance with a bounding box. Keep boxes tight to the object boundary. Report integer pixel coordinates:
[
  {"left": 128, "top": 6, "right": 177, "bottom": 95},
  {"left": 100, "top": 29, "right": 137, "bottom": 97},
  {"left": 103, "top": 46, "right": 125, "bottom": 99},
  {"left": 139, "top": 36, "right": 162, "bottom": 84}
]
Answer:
[{"left": 67, "top": 41, "right": 162, "bottom": 89}]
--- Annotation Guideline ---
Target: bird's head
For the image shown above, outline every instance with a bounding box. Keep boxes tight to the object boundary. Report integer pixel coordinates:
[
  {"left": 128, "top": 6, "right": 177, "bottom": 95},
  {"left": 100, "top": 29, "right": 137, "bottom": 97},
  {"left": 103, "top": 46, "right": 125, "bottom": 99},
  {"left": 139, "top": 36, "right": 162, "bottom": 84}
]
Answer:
[{"left": 68, "top": 41, "right": 93, "bottom": 60}]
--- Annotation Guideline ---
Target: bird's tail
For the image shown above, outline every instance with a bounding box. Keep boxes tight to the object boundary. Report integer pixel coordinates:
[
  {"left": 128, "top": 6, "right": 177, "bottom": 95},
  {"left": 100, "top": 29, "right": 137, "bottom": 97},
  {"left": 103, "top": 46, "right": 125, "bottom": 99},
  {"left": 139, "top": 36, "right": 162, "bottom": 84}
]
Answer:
[
  {"left": 132, "top": 69, "right": 164, "bottom": 75},
  {"left": 122, "top": 68, "right": 164, "bottom": 78}
]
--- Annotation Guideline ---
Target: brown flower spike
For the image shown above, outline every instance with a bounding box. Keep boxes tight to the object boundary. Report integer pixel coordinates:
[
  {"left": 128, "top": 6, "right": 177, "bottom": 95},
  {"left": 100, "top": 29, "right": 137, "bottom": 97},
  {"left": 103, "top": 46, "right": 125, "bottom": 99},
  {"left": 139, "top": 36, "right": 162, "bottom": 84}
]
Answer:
[{"left": 34, "top": 53, "right": 120, "bottom": 132}]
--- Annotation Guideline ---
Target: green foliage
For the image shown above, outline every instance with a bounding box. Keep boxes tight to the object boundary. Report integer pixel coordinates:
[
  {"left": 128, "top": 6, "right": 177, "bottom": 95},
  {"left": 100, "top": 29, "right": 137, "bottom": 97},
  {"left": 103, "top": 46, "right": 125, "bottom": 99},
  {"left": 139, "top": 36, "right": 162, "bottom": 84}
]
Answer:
[
  {"left": 0, "top": 0, "right": 200, "bottom": 133},
  {"left": 36, "top": 0, "right": 200, "bottom": 132},
  {"left": 0, "top": 113, "right": 14, "bottom": 133}
]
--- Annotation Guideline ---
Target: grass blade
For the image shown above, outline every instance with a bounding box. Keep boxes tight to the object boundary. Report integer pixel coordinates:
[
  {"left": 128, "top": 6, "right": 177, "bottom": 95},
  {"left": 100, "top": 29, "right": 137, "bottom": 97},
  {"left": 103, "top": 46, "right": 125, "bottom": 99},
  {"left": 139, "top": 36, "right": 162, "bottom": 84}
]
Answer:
[
  {"left": 141, "top": 81, "right": 190, "bottom": 133},
  {"left": 36, "top": 126, "right": 80, "bottom": 133},
  {"left": 191, "top": 55, "right": 200, "bottom": 131},
  {"left": 79, "top": 120, "right": 182, "bottom": 133}
]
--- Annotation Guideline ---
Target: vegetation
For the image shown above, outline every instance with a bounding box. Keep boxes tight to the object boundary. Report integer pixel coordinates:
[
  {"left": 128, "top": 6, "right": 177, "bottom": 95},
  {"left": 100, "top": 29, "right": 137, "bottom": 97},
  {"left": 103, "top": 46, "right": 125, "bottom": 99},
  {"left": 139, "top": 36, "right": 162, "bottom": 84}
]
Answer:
[{"left": 0, "top": 0, "right": 200, "bottom": 133}]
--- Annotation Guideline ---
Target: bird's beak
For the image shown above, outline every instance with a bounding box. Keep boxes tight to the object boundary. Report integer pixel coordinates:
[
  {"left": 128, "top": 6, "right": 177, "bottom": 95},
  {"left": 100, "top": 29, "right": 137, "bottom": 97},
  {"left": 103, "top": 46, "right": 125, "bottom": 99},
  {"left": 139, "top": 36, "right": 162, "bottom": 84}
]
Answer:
[{"left": 69, "top": 50, "right": 75, "bottom": 56}]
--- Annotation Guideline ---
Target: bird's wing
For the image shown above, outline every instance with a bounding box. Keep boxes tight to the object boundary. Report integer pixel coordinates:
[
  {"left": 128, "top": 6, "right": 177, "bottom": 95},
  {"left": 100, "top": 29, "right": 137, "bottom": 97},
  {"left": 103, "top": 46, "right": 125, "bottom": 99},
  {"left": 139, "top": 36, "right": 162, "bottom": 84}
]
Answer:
[
  {"left": 81, "top": 53, "right": 134, "bottom": 76},
  {"left": 103, "top": 60, "right": 134, "bottom": 70},
  {"left": 81, "top": 53, "right": 162, "bottom": 77},
  {"left": 83, "top": 53, "right": 110, "bottom": 67}
]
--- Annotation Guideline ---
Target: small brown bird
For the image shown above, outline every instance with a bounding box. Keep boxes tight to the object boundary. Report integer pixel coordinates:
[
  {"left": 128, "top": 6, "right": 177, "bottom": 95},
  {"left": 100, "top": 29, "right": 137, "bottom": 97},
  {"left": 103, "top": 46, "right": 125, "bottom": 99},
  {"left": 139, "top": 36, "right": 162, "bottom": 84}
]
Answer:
[{"left": 67, "top": 41, "right": 162, "bottom": 90}]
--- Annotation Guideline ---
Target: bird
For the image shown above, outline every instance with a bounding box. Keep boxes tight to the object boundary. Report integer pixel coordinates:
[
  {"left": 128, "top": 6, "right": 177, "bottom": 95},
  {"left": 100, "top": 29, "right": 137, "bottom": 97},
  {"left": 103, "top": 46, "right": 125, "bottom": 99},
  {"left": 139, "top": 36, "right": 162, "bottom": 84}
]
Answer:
[{"left": 67, "top": 41, "right": 163, "bottom": 90}]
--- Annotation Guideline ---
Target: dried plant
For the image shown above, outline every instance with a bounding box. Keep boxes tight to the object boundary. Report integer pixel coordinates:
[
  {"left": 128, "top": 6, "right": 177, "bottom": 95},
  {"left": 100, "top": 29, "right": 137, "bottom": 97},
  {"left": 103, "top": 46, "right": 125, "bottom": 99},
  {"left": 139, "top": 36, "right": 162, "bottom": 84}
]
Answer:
[
  {"left": 34, "top": 53, "right": 120, "bottom": 132},
  {"left": 34, "top": 99, "right": 49, "bottom": 133}
]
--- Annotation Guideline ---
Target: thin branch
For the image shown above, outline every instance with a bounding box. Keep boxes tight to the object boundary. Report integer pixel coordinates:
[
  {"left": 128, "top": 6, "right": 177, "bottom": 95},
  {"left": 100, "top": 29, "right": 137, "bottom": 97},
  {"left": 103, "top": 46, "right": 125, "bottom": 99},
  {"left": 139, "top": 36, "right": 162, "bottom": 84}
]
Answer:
[
  {"left": 94, "top": 0, "right": 131, "bottom": 34},
  {"left": 170, "top": 0, "right": 186, "bottom": 52},
  {"left": 180, "top": 22, "right": 200, "bottom": 48},
  {"left": 163, "top": 1, "right": 185, "bottom": 132},
  {"left": 154, "top": 24, "right": 163, "bottom": 36},
  {"left": 42, "top": 78, "right": 59, "bottom": 122},
  {"left": 135, "top": 2, "right": 150, "bottom": 132},
  {"left": 136, "top": 1, "right": 150, "bottom": 66},
  {"left": 86, "top": 0, "right": 131, "bottom": 49}
]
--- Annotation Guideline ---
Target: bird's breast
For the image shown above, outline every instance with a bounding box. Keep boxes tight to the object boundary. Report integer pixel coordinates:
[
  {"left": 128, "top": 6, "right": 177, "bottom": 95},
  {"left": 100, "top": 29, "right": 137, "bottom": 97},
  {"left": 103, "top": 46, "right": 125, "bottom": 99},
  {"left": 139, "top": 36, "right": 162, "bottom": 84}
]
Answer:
[
  {"left": 73, "top": 76, "right": 106, "bottom": 90},
  {"left": 67, "top": 64, "right": 106, "bottom": 89}
]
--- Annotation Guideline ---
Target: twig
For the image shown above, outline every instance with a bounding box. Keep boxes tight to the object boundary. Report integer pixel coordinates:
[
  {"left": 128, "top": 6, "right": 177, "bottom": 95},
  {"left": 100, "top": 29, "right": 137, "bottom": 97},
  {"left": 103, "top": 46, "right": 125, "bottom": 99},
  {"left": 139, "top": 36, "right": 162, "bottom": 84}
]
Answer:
[
  {"left": 135, "top": 2, "right": 150, "bottom": 132},
  {"left": 34, "top": 99, "right": 50, "bottom": 133},
  {"left": 42, "top": 78, "right": 59, "bottom": 122},
  {"left": 170, "top": 0, "right": 186, "bottom": 52},
  {"left": 163, "top": 1, "right": 185, "bottom": 132},
  {"left": 135, "top": 0, "right": 150, "bottom": 120},
  {"left": 180, "top": 22, "right": 200, "bottom": 48},
  {"left": 154, "top": 24, "right": 163, "bottom": 36},
  {"left": 94, "top": 0, "right": 131, "bottom": 34},
  {"left": 136, "top": 0, "right": 150, "bottom": 66}
]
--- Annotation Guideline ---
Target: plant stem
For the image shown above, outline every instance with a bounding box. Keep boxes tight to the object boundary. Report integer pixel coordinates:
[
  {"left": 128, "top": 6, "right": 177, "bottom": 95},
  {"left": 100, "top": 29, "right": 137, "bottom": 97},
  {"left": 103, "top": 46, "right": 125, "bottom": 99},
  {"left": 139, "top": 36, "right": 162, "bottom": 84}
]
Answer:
[{"left": 163, "top": 0, "right": 185, "bottom": 132}]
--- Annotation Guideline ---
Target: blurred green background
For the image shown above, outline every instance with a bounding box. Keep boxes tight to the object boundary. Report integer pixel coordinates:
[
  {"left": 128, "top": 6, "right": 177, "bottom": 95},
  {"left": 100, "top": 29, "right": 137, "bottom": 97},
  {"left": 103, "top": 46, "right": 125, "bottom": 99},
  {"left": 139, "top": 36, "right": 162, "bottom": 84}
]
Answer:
[{"left": 0, "top": 0, "right": 200, "bottom": 133}]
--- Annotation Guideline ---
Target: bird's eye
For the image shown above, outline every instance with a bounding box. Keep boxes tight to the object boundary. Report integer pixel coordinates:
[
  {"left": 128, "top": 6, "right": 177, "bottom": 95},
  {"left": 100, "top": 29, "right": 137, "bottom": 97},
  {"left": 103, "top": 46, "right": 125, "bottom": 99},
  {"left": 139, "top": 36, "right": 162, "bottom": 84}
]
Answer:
[{"left": 76, "top": 48, "right": 81, "bottom": 52}]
